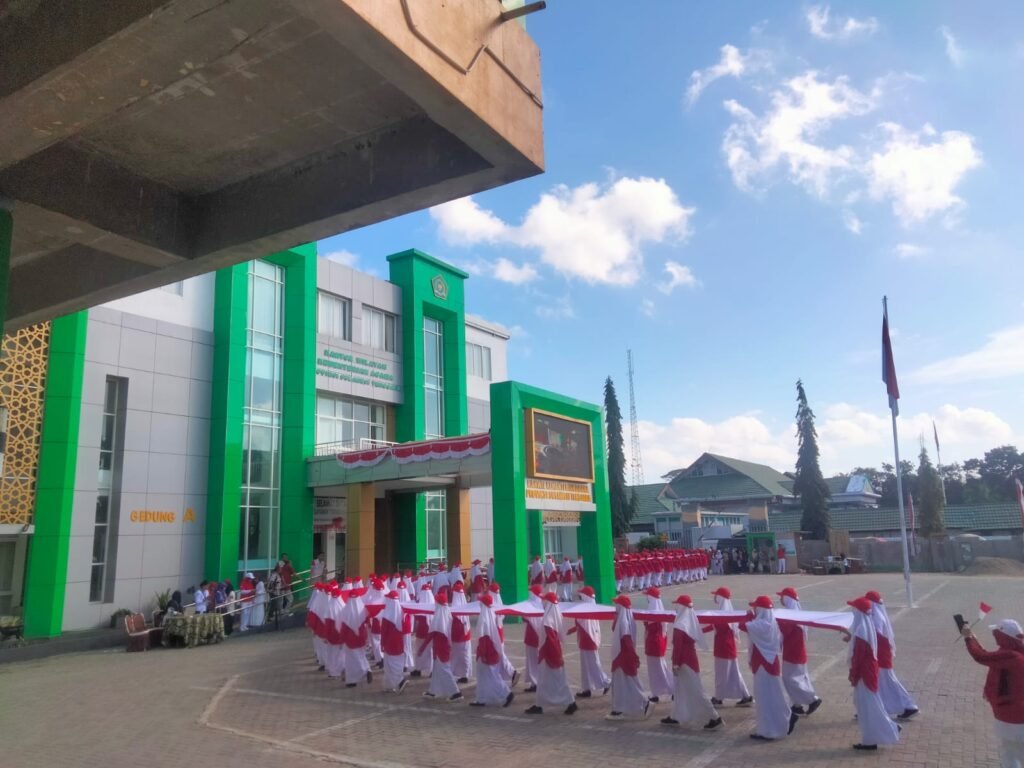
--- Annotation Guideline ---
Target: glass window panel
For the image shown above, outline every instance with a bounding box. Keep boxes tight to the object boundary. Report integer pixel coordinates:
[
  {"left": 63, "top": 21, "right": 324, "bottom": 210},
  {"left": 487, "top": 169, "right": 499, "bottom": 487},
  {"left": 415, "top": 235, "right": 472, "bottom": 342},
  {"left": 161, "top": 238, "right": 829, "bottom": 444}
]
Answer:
[
  {"left": 95, "top": 495, "right": 109, "bottom": 525},
  {"left": 354, "top": 421, "right": 369, "bottom": 443},
  {"left": 483, "top": 347, "right": 491, "bottom": 380},
  {"left": 92, "top": 526, "right": 107, "bottom": 563},
  {"left": 354, "top": 402, "right": 369, "bottom": 422},
  {"left": 385, "top": 314, "right": 396, "bottom": 352},
  {"left": 316, "top": 417, "right": 334, "bottom": 445},
  {"left": 341, "top": 399, "right": 353, "bottom": 419},
  {"left": 424, "top": 389, "right": 441, "bottom": 438},
  {"left": 342, "top": 421, "right": 354, "bottom": 443},
  {"left": 89, "top": 565, "right": 104, "bottom": 603},
  {"left": 100, "top": 415, "right": 115, "bottom": 451},
  {"left": 370, "top": 425, "right": 384, "bottom": 442},
  {"left": 252, "top": 279, "right": 276, "bottom": 335},
  {"left": 424, "top": 331, "right": 439, "bottom": 377},
  {"left": 317, "top": 395, "right": 335, "bottom": 418},
  {"left": 99, "top": 451, "right": 112, "bottom": 473},
  {"left": 104, "top": 379, "right": 118, "bottom": 412}
]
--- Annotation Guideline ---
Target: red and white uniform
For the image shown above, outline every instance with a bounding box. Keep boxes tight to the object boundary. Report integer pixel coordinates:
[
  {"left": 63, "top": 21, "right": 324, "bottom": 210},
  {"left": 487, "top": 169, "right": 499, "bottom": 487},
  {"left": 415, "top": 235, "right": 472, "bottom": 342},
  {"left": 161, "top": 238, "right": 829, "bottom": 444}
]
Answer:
[
  {"left": 528, "top": 557, "right": 544, "bottom": 587},
  {"left": 413, "top": 585, "right": 435, "bottom": 677},
  {"left": 488, "top": 582, "right": 516, "bottom": 682},
  {"left": 536, "top": 593, "right": 574, "bottom": 710},
  {"left": 365, "top": 579, "right": 386, "bottom": 664},
  {"left": 847, "top": 598, "right": 900, "bottom": 747},
  {"left": 523, "top": 585, "right": 544, "bottom": 688},
  {"left": 644, "top": 588, "right": 674, "bottom": 698},
  {"left": 323, "top": 586, "right": 347, "bottom": 679},
  {"left": 778, "top": 589, "right": 820, "bottom": 708},
  {"left": 558, "top": 557, "right": 574, "bottom": 602},
  {"left": 669, "top": 595, "right": 720, "bottom": 726},
  {"left": 965, "top": 620, "right": 1024, "bottom": 767},
  {"left": 469, "top": 560, "right": 486, "bottom": 599},
  {"left": 338, "top": 589, "right": 371, "bottom": 685},
  {"left": 543, "top": 556, "right": 558, "bottom": 588},
  {"left": 571, "top": 586, "right": 610, "bottom": 694},
  {"left": 706, "top": 588, "right": 752, "bottom": 701},
  {"left": 450, "top": 582, "right": 473, "bottom": 681},
  {"left": 380, "top": 590, "right": 409, "bottom": 691},
  {"left": 473, "top": 594, "right": 513, "bottom": 706},
  {"left": 421, "top": 593, "right": 460, "bottom": 698},
  {"left": 610, "top": 596, "right": 649, "bottom": 717},
  {"left": 866, "top": 592, "right": 918, "bottom": 716},
  {"left": 741, "top": 597, "right": 790, "bottom": 740}
]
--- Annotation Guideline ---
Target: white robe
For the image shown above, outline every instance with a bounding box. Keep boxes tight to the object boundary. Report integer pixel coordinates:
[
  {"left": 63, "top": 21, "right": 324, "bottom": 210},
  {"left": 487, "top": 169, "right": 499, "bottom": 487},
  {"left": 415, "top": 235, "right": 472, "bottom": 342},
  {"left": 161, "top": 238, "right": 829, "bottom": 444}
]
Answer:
[
  {"left": 475, "top": 660, "right": 512, "bottom": 705},
  {"left": 714, "top": 657, "right": 751, "bottom": 700},
  {"left": 879, "top": 667, "right": 917, "bottom": 714},
  {"left": 751, "top": 666, "right": 790, "bottom": 739},
  {"left": 580, "top": 649, "right": 610, "bottom": 692},
  {"left": 854, "top": 682, "right": 900, "bottom": 745},
  {"left": 782, "top": 661, "right": 819, "bottom": 707},
  {"left": 611, "top": 668, "right": 648, "bottom": 716},
  {"left": 671, "top": 666, "right": 719, "bottom": 726},
  {"left": 428, "top": 659, "right": 460, "bottom": 698},
  {"left": 250, "top": 583, "right": 266, "bottom": 626},
  {"left": 536, "top": 600, "right": 574, "bottom": 709}
]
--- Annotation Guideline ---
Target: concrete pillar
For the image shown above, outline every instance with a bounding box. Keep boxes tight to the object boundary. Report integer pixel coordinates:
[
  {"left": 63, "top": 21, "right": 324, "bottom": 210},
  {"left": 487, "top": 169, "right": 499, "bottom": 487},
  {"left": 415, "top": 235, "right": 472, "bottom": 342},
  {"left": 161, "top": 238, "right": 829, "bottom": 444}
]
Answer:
[
  {"left": 0, "top": 207, "right": 9, "bottom": 337},
  {"left": 345, "top": 483, "right": 376, "bottom": 579},
  {"left": 446, "top": 484, "right": 472, "bottom": 567}
]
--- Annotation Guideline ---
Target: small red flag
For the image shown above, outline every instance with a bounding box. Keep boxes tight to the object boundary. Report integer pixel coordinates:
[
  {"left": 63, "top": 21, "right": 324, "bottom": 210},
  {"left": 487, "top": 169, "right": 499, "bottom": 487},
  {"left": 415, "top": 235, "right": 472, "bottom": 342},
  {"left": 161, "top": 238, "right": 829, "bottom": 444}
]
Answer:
[{"left": 980, "top": 602, "right": 993, "bottom": 621}]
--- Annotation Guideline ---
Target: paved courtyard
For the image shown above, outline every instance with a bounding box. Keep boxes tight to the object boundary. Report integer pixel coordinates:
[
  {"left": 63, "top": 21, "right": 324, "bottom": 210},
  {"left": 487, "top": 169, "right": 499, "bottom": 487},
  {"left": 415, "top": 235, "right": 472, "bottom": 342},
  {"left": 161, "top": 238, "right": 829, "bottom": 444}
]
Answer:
[{"left": 2, "top": 571, "right": 1018, "bottom": 768}]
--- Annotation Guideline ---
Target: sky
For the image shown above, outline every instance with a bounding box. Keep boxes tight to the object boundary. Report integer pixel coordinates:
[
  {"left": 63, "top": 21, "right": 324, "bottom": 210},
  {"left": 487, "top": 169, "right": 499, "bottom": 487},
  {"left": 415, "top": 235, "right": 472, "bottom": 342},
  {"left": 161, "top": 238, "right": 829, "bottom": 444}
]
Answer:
[{"left": 318, "top": 2, "right": 1024, "bottom": 481}]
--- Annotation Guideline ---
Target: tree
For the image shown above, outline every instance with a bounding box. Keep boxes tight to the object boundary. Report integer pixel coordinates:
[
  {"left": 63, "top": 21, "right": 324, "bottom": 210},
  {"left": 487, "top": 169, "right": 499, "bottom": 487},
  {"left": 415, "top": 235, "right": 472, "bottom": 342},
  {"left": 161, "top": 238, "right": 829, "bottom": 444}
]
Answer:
[
  {"left": 793, "top": 380, "right": 831, "bottom": 540},
  {"left": 917, "top": 446, "right": 945, "bottom": 536},
  {"left": 604, "top": 377, "right": 632, "bottom": 538}
]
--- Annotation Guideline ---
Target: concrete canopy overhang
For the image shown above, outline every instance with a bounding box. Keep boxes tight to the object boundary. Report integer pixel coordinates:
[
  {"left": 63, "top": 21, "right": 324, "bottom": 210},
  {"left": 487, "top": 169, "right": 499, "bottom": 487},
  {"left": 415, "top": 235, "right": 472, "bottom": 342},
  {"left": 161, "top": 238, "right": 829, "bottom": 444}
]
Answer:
[{"left": 0, "top": 0, "right": 544, "bottom": 329}]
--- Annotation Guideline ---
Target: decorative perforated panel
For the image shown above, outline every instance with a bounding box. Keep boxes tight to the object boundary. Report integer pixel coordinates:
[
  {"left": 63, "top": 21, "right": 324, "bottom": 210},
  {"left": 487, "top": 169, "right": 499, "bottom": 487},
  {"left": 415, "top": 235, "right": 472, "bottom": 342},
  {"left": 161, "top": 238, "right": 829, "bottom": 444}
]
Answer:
[{"left": 0, "top": 323, "right": 50, "bottom": 526}]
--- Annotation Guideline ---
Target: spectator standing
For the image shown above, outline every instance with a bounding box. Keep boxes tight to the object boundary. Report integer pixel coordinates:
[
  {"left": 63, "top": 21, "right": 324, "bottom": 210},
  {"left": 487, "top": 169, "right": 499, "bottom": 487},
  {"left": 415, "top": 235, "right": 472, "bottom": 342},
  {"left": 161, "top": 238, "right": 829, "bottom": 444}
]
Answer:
[
  {"left": 962, "top": 619, "right": 1024, "bottom": 767},
  {"left": 251, "top": 574, "right": 267, "bottom": 627},
  {"left": 310, "top": 552, "right": 326, "bottom": 581},
  {"left": 238, "top": 572, "right": 256, "bottom": 631},
  {"left": 194, "top": 581, "right": 209, "bottom": 614},
  {"left": 278, "top": 554, "right": 296, "bottom": 613},
  {"left": 267, "top": 565, "right": 283, "bottom": 621},
  {"left": 777, "top": 544, "right": 787, "bottom": 574}
]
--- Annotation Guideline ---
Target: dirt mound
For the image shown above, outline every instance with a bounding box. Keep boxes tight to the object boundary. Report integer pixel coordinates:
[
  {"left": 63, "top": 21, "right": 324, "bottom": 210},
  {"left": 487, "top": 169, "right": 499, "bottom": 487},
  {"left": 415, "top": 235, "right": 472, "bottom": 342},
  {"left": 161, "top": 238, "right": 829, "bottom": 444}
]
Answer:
[{"left": 962, "top": 557, "right": 1024, "bottom": 576}]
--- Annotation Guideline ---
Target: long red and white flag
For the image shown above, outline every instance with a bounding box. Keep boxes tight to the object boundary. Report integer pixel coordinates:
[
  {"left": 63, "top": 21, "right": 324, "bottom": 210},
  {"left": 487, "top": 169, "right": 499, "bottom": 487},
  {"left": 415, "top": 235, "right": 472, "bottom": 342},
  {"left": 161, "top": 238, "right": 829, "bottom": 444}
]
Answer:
[{"left": 979, "top": 602, "right": 993, "bottom": 622}]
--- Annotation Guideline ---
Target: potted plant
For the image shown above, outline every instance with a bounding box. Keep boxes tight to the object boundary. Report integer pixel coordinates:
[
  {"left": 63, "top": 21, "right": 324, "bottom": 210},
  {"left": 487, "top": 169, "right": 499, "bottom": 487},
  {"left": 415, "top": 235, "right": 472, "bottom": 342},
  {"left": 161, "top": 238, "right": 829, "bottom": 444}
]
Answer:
[{"left": 153, "top": 589, "right": 172, "bottom": 627}]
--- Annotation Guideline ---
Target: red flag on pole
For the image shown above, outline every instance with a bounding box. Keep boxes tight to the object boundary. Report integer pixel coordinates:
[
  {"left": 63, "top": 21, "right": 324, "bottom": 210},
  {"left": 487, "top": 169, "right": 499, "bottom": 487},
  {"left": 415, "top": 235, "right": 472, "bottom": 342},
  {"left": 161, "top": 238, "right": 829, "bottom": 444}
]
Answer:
[{"left": 882, "top": 301, "right": 900, "bottom": 416}]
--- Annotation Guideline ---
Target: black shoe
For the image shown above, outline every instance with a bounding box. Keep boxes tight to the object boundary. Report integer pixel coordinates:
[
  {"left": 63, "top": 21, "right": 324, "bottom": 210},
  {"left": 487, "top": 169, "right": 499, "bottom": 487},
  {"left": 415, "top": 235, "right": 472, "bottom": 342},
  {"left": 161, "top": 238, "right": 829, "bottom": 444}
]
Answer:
[
  {"left": 470, "top": 701, "right": 485, "bottom": 707},
  {"left": 346, "top": 683, "right": 357, "bottom": 688},
  {"left": 791, "top": 705, "right": 806, "bottom": 715},
  {"left": 704, "top": 717, "right": 723, "bottom": 730},
  {"left": 366, "top": 671, "right": 373, "bottom": 684},
  {"left": 643, "top": 700, "right": 651, "bottom": 719},
  {"left": 318, "top": 664, "right": 325, "bottom": 671},
  {"left": 853, "top": 744, "right": 878, "bottom": 751},
  {"left": 576, "top": 690, "right": 592, "bottom": 699},
  {"left": 711, "top": 697, "right": 724, "bottom": 706},
  {"left": 788, "top": 711, "right": 799, "bottom": 735},
  {"left": 602, "top": 686, "right": 610, "bottom": 696},
  {"left": 457, "top": 677, "right": 469, "bottom": 684},
  {"left": 375, "top": 660, "right": 384, "bottom": 670},
  {"left": 525, "top": 705, "right": 543, "bottom": 715},
  {"left": 422, "top": 691, "right": 436, "bottom": 698},
  {"left": 750, "top": 734, "right": 771, "bottom": 741},
  {"left": 896, "top": 707, "right": 919, "bottom": 720},
  {"left": 511, "top": 670, "right": 520, "bottom": 688},
  {"left": 565, "top": 702, "right": 578, "bottom": 715},
  {"left": 661, "top": 717, "right": 679, "bottom": 725},
  {"left": 397, "top": 677, "right": 408, "bottom": 694},
  {"left": 807, "top": 698, "right": 822, "bottom": 716},
  {"left": 504, "top": 692, "right": 515, "bottom": 708},
  {"left": 525, "top": 684, "right": 537, "bottom": 693},
  {"left": 410, "top": 670, "right": 422, "bottom": 678},
  {"left": 449, "top": 693, "right": 464, "bottom": 702},
  {"left": 649, "top": 696, "right": 660, "bottom": 703},
  {"left": 736, "top": 696, "right": 754, "bottom": 707}
]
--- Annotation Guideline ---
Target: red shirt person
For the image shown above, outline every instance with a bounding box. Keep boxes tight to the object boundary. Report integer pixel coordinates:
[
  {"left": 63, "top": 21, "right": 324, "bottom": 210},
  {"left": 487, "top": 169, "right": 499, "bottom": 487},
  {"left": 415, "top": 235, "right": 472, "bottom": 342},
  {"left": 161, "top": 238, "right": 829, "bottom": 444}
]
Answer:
[{"left": 963, "top": 618, "right": 1024, "bottom": 767}]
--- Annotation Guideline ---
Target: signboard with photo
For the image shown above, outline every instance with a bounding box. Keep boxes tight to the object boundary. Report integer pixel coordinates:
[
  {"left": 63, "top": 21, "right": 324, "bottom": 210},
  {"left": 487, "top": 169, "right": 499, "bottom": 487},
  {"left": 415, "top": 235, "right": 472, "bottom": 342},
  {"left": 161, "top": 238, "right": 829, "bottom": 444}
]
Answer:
[{"left": 526, "top": 408, "right": 594, "bottom": 483}]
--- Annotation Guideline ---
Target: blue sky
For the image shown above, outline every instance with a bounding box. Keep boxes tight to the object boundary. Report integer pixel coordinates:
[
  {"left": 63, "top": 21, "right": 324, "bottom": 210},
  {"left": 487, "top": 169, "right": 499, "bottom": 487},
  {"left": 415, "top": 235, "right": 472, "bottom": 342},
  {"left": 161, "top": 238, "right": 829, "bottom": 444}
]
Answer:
[{"left": 319, "top": 2, "right": 1024, "bottom": 479}]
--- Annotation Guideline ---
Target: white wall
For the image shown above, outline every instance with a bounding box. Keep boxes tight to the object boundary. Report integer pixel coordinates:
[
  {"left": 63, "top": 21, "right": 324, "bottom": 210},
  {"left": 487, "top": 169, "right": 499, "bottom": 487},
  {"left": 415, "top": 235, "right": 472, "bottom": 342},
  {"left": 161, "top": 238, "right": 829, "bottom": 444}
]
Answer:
[
  {"left": 465, "top": 315, "right": 509, "bottom": 403},
  {"left": 101, "top": 273, "right": 215, "bottom": 332}
]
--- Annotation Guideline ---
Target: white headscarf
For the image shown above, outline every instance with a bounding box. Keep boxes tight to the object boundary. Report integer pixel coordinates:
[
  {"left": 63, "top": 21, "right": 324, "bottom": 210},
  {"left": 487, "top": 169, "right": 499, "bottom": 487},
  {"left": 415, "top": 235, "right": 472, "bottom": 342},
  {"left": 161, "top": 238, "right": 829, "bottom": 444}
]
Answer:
[
  {"left": 673, "top": 602, "right": 707, "bottom": 650},
  {"left": 780, "top": 594, "right": 807, "bottom": 639},
  {"left": 451, "top": 585, "right": 468, "bottom": 608},
  {"left": 868, "top": 597, "right": 896, "bottom": 651},
  {"left": 340, "top": 590, "right": 367, "bottom": 634},
  {"left": 745, "top": 605, "right": 782, "bottom": 665},
  {"left": 325, "top": 589, "right": 345, "bottom": 639},
  {"left": 430, "top": 600, "right": 453, "bottom": 638},
  {"left": 646, "top": 594, "right": 665, "bottom": 612},
  {"left": 417, "top": 584, "right": 436, "bottom": 606},
  {"left": 714, "top": 593, "right": 740, "bottom": 638},
  {"left": 559, "top": 558, "right": 572, "bottom": 576},
  {"left": 612, "top": 601, "right": 637, "bottom": 661},
  {"left": 576, "top": 590, "right": 602, "bottom": 646},
  {"left": 543, "top": 557, "right": 556, "bottom": 577},
  {"left": 449, "top": 564, "right": 464, "bottom": 583},
  {"left": 308, "top": 586, "right": 323, "bottom": 620},
  {"left": 477, "top": 599, "right": 503, "bottom": 657},
  {"left": 848, "top": 604, "right": 877, "bottom": 663},
  {"left": 382, "top": 591, "right": 404, "bottom": 629},
  {"left": 542, "top": 597, "right": 565, "bottom": 641},
  {"left": 432, "top": 569, "right": 449, "bottom": 591}
]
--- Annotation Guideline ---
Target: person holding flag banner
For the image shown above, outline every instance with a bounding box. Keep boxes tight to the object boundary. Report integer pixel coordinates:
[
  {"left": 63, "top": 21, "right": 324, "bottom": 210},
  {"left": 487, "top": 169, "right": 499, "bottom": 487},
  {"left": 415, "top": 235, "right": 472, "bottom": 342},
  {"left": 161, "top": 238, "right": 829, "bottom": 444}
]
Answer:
[{"left": 883, "top": 297, "right": 914, "bottom": 607}]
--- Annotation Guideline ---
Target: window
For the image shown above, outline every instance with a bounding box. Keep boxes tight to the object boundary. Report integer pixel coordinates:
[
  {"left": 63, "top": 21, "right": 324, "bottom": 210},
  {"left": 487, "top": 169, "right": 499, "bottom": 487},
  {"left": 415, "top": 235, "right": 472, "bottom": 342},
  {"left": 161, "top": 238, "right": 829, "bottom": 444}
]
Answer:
[
  {"left": 466, "top": 342, "right": 492, "bottom": 381},
  {"left": 93, "top": 376, "right": 127, "bottom": 603},
  {"left": 543, "top": 527, "right": 565, "bottom": 561},
  {"left": 317, "top": 291, "right": 351, "bottom": 340},
  {"left": 425, "top": 490, "right": 447, "bottom": 561},
  {"left": 423, "top": 317, "right": 444, "bottom": 438},
  {"left": 363, "top": 306, "right": 397, "bottom": 352},
  {"left": 316, "top": 393, "right": 387, "bottom": 448},
  {"left": 240, "top": 261, "right": 284, "bottom": 574}
]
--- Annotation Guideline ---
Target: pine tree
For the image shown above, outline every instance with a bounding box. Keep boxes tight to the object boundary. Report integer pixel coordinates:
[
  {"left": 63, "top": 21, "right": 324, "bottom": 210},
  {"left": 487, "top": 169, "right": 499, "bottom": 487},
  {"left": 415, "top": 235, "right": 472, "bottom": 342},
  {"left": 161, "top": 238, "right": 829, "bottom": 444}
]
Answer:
[
  {"left": 604, "top": 377, "right": 632, "bottom": 538},
  {"left": 794, "top": 379, "right": 831, "bottom": 540},
  {"left": 917, "top": 445, "right": 946, "bottom": 536}
]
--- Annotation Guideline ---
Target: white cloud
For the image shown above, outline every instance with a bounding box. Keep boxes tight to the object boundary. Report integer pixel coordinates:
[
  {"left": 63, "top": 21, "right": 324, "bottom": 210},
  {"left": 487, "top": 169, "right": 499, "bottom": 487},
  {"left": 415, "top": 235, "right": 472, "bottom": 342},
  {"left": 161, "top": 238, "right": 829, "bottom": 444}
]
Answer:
[
  {"left": 843, "top": 210, "right": 862, "bottom": 234},
  {"left": 687, "top": 44, "right": 768, "bottom": 105},
  {"left": 430, "top": 197, "right": 510, "bottom": 245},
  {"left": 535, "top": 295, "right": 575, "bottom": 320},
  {"left": 722, "top": 71, "right": 875, "bottom": 196},
  {"left": 640, "top": 298, "right": 656, "bottom": 317},
  {"left": 321, "top": 249, "right": 359, "bottom": 267},
  {"left": 657, "top": 260, "right": 698, "bottom": 294},
  {"left": 806, "top": 5, "right": 879, "bottom": 41},
  {"left": 941, "top": 26, "right": 965, "bottom": 67},
  {"left": 431, "top": 178, "right": 695, "bottom": 286},
  {"left": 867, "top": 123, "right": 982, "bottom": 225},
  {"left": 911, "top": 326, "right": 1024, "bottom": 384},
  {"left": 633, "top": 402, "right": 1017, "bottom": 479},
  {"left": 893, "top": 242, "right": 928, "bottom": 259},
  {"left": 493, "top": 257, "right": 538, "bottom": 284},
  {"left": 506, "top": 324, "right": 529, "bottom": 339}
]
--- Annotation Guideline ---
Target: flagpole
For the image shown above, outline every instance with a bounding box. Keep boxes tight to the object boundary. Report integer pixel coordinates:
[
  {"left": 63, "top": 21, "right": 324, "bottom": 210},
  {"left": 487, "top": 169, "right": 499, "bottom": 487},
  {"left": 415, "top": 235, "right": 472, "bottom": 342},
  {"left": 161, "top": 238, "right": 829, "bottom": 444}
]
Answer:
[{"left": 885, "top": 296, "right": 914, "bottom": 608}]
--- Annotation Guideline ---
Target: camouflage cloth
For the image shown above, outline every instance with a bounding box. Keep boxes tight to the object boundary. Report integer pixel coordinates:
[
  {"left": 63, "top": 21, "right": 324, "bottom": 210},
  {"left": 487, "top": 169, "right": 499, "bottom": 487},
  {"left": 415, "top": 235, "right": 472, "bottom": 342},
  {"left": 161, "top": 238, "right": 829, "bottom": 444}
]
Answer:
[{"left": 161, "top": 613, "right": 225, "bottom": 648}]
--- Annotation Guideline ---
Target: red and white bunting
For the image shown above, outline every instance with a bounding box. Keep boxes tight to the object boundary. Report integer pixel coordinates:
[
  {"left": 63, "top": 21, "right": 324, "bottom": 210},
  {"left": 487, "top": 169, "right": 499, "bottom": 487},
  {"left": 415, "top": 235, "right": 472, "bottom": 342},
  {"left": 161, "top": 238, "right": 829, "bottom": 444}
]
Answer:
[{"left": 337, "top": 434, "right": 491, "bottom": 468}]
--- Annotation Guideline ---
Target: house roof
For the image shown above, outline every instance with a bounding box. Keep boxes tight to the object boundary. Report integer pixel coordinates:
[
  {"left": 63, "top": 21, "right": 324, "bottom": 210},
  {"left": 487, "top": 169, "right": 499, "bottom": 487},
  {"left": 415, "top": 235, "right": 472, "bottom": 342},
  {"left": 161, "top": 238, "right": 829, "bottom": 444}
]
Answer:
[
  {"left": 767, "top": 503, "right": 1023, "bottom": 534},
  {"left": 665, "top": 453, "right": 795, "bottom": 503},
  {"left": 628, "top": 483, "right": 673, "bottom": 526}
]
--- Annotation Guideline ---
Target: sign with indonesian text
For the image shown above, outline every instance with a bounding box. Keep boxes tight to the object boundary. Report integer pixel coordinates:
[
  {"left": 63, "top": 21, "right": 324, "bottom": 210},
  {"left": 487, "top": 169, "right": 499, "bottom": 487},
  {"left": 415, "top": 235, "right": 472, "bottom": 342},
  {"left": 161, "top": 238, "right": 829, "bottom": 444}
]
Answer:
[
  {"left": 542, "top": 510, "right": 581, "bottom": 526},
  {"left": 525, "top": 478, "right": 595, "bottom": 513}
]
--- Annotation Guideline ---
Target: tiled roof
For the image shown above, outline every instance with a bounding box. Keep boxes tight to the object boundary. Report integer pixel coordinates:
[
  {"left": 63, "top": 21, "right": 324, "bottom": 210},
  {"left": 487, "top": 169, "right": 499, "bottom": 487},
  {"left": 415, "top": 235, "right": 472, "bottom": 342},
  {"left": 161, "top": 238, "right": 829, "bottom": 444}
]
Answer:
[
  {"left": 767, "top": 503, "right": 1023, "bottom": 533},
  {"left": 628, "top": 482, "right": 672, "bottom": 525},
  {"left": 665, "top": 453, "right": 795, "bottom": 502}
]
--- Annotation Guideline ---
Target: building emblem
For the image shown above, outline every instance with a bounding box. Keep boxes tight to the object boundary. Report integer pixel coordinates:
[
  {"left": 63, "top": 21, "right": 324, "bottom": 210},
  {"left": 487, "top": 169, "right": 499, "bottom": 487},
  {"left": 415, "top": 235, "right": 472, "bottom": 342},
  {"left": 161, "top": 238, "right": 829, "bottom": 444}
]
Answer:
[{"left": 431, "top": 274, "right": 448, "bottom": 300}]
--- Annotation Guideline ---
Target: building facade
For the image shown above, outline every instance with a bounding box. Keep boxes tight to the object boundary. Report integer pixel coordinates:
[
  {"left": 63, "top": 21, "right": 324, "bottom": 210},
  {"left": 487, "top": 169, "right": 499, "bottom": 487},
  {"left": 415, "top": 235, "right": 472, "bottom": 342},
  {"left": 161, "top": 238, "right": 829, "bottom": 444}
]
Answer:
[{"left": 3, "top": 247, "right": 528, "bottom": 636}]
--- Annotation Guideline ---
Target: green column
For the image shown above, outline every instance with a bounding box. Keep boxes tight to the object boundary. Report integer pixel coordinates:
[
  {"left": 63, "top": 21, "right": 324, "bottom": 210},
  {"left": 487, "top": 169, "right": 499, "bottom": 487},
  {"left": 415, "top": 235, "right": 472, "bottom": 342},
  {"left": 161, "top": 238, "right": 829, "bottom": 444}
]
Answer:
[
  {"left": 23, "top": 312, "right": 88, "bottom": 637},
  {"left": 579, "top": 407, "right": 615, "bottom": 603},
  {"left": 273, "top": 245, "right": 316, "bottom": 576},
  {"left": 205, "top": 264, "right": 248, "bottom": 582},
  {"left": 528, "top": 510, "right": 544, "bottom": 560}
]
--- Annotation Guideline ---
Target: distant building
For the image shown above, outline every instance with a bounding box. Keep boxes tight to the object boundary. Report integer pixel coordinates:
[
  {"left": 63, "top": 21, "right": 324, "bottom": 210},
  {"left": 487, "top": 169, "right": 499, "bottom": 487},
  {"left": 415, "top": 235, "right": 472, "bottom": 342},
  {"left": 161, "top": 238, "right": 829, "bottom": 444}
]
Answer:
[{"left": 767, "top": 503, "right": 1023, "bottom": 538}]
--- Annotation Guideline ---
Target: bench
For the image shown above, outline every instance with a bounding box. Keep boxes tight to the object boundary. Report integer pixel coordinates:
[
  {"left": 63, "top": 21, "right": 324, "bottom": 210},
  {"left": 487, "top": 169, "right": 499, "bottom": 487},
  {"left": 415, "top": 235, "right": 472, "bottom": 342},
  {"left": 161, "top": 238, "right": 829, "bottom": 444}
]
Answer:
[{"left": 124, "top": 613, "right": 159, "bottom": 652}]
